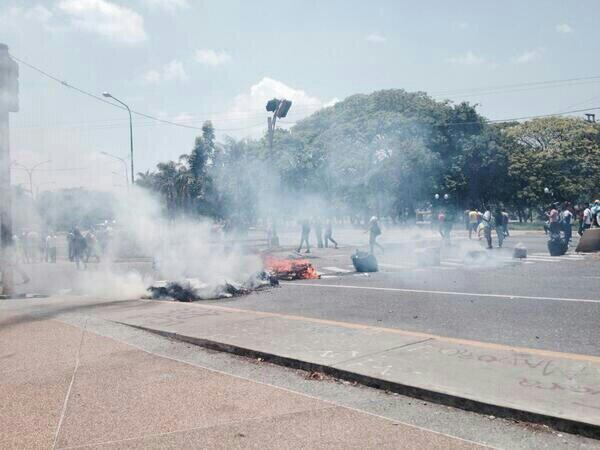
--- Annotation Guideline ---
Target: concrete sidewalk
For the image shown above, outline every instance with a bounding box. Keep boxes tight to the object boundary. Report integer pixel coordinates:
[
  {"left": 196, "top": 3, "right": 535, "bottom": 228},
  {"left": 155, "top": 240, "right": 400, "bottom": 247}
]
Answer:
[
  {"left": 0, "top": 314, "right": 482, "bottom": 449},
  {"left": 86, "top": 298, "right": 600, "bottom": 437}
]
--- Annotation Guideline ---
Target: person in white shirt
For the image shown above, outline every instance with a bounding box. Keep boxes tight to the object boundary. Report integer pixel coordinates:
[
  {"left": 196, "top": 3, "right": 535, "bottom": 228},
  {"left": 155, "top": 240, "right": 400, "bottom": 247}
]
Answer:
[
  {"left": 482, "top": 209, "right": 493, "bottom": 249},
  {"left": 561, "top": 204, "right": 573, "bottom": 243},
  {"left": 580, "top": 205, "right": 593, "bottom": 236}
]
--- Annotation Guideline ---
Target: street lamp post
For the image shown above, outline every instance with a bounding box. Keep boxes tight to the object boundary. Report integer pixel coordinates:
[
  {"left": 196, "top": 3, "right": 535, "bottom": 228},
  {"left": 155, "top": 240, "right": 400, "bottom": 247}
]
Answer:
[
  {"left": 100, "top": 151, "right": 129, "bottom": 191},
  {"left": 102, "top": 92, "right": 134, "bottom": 184},
  {"left": 11, "top": 160, "right": 51, "bottom": 199}
]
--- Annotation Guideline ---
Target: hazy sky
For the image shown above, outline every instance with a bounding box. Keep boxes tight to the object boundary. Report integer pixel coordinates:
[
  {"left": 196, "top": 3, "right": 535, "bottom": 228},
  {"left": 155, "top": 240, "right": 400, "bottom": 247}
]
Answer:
[{"left": 1, "top": 0, "right": 599, "bottom": 191}]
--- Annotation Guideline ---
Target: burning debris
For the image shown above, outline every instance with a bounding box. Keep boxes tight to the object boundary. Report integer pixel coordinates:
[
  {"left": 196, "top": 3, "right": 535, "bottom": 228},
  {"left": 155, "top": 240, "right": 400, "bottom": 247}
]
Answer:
[
  {"left": 263, "top": 255, "right": 320, "bottom": 280},
  {"left": 146, "top": 271, "right": 278, "bottom": 302},
  {"left": 146, "top": 253, "right": 318, "bottom": 302}
]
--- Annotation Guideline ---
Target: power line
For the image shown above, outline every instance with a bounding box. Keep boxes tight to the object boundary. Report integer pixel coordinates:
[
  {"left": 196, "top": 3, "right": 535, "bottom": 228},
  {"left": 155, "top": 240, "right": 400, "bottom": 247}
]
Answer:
[
  {"left": 11, "top": 54, "right": 270, "bottom": 132},
  {"left": 10, "top": 54, "right": 323, "bottom": 132},
  {"left": 9, "top": 53, "right": 600, "bottom": 133},
  {"left": 430, "top": 75, "right": 600, "bottom": 96}
]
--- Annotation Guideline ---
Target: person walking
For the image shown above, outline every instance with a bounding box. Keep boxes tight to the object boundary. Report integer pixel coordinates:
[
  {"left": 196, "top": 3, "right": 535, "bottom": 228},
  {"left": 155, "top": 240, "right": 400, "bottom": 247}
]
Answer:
[
  {"left": 324, "top": 219, "right": 338, "bottom": 249},
  {"left": 367, "top": 216, "right": 383, "bottom": 254},
  {"left": 297, "top": 220, "right": 311, "bottom": 253}
]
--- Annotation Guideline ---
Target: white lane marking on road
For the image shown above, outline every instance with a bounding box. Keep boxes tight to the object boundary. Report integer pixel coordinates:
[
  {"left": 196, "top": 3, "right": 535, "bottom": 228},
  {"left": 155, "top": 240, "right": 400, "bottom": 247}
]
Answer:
[
  {"left": 323, "top": 266, "right": 353, "bottom": 273},
  {"left": 285, "top": 283, "right": 600, "bottom": 304},
  {"left": 530, "top": 253, "right": 586, "bottom": 260},
  {"left": 522, "top": 257, "right": 560, "bottom": 262},
  {"left": 440, "top": 261, "right": 462, "bottom": 267}
]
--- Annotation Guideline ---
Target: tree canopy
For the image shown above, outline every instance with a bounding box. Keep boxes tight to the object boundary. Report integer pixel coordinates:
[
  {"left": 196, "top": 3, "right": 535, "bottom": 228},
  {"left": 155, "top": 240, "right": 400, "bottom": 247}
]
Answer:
[{"left": 137, "top": 89, "right": 600, "bottom": 224}]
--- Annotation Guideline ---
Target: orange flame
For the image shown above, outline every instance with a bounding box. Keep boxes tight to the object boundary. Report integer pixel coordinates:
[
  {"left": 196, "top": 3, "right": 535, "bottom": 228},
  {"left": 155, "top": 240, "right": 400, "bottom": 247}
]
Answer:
[{"left": 263, "top": 255, "right": 320, "bottom": 280}]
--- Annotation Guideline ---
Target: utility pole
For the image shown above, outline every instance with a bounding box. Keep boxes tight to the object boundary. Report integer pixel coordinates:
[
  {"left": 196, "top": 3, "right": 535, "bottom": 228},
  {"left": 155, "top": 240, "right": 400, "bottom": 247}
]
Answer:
[{"left": 0, "top": 44, "right": 19, "bottom": 296}]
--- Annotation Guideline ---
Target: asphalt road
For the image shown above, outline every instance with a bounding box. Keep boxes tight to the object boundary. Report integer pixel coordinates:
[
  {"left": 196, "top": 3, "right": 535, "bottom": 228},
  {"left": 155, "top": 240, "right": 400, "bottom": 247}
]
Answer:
[{"left": 207, "top": 230, "right": 600, "bottom": 356}]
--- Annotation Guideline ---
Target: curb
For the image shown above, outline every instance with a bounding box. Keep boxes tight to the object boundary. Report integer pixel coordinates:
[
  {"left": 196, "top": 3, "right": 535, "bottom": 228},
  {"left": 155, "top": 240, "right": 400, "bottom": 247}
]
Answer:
[{"left": 121, "top": 322, "right": 600, "bottom": 440}]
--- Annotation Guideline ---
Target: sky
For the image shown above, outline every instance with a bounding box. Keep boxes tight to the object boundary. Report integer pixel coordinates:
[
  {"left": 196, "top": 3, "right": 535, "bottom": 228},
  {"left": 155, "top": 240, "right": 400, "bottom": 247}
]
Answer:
[{"left": 1, "top": 0, "right": 599, "bottom": 192}]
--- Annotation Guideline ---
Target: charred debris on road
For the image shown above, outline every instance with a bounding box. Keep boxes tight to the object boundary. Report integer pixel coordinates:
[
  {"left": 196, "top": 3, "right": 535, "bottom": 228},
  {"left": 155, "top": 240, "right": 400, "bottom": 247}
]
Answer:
[{"left": 146, "top": 253, "right": 319, "bottom": 302}]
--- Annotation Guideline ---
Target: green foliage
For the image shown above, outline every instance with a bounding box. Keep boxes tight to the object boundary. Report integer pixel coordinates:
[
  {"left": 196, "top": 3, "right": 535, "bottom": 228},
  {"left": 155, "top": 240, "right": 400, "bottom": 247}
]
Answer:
[
  {"left": 138, "top": 90, "right": 600, "bottom": 224},
  {"left": 504, "top": 117, "right": 600, "bottom": 207}
]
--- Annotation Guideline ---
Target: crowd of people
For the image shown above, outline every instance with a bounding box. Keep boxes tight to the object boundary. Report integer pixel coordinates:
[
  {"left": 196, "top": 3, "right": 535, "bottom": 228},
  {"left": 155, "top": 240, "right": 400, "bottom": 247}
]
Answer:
[
  {"left": 296, "top": 218, "right": 340, "bottom": 253},
  {"left": 12, "top": 222, "right": 115, "bottom": 270},
  {"left": 462, "top": 207, "right": 510, "bottom": 249},
  {"left": 542, "top": 201, "right": 600, "bottom": 239}
]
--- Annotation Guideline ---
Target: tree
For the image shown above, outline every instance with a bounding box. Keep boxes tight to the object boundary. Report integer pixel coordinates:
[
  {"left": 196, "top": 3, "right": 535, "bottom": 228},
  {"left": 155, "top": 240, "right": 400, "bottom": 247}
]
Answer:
[{"left": 504, "top": 117, "right": 600, "bottom": 210}]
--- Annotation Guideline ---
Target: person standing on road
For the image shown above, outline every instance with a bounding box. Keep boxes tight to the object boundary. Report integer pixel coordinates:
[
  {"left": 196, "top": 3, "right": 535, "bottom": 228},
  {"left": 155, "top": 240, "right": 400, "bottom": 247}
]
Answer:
[
  {"left": 45, "top": 233, "right": 57, "bottom": 263},
  {"left": 324, "top": 219, "right": 338, "bottom": 249},
  {"left": 468, "top": 208, "right": 479, "bottom": 239},
  {"left": 71, "top": 228, "right": 87, "bottom": 269},
  {"left": 580, "top": 203, "right": 593, "bottom": 235},
  {"left": 367, "top": 216, "right": 383, "bottom": 254},
  {"left": 493, "top": 207, "right": 504, "bottom": 248},
  {"left": 501, "top": 209, "right": 510, "bottom": 238},
  {"left": 548, "top": 204, "right": 561, "bottom": 235},
  {"left": 561, "top": 203, "right": 573, "bottom": 243},
  {"left": 297, "top": 219, "right": 311, "bottom": 254},
  {"left": 482, "top": 209, "right": 493, "bottom": 249}
]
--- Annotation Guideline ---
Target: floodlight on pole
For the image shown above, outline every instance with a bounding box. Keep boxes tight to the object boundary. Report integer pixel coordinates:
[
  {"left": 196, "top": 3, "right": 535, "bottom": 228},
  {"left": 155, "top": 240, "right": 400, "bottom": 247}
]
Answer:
[{"left": 266, "top": 98, "right": 292, "bottom": 153}]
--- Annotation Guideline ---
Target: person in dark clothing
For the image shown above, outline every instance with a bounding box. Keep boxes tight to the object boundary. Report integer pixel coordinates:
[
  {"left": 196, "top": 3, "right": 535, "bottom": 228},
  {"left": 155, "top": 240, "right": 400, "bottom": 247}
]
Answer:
[
  {"left": 367, "top": 216, "right": 383, "bottom": 254},
  {"left": 324, "top": 219, "right": 338, "bottom": 249},
  {"left": 493, "top": 207, "right": 504, "bottom": 248},
  {"left": 561, "top": 203, "right": 573, "bottom": 243},
  {"left": 297, "top": 220, "right": 311, "bottom": 253},
  {"left": 71, "top": 228, "right": 87, "bottom": 269}
]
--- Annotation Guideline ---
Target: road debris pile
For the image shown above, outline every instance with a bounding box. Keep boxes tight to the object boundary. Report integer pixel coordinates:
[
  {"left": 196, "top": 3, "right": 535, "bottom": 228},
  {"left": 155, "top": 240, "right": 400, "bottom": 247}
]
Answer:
[
  {"left": 146, "top": 271, "right": 278, "bottom": 302},
  {"left": 263, "top": 255, "right": 320, "bottom": 280}
]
